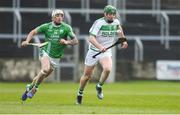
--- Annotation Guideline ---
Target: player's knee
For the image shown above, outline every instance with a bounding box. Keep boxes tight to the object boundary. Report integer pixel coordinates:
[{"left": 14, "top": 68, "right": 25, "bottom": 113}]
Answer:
[
  {"left": 83, "top": 74, "right": 92, "bottom": 80},
  {"left": 40, "top": 69, "right": 50, "bottom": 76},
  {"left": 43, "top": 67, "right": 52, "bottom": 73},
  {"left": 103, "top": 67, "right": 111, "bottom": 73}
]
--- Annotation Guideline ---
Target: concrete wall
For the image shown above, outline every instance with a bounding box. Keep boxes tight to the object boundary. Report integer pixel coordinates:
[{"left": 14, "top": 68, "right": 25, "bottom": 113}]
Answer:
[
  {"left": 0, "top": 58, "right": 156, "bottom": 82},
  {"left": 0, "top": 58, "right": 40, "bottom": 81}
]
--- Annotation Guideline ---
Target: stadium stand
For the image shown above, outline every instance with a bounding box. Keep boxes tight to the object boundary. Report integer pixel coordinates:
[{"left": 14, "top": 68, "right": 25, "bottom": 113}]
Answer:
[{"left": 1, "top": 0, "right": 180, "bottom": 81}]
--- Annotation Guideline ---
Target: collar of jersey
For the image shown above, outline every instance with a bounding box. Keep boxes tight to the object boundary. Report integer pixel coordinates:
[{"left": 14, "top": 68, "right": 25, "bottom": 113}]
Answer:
[
  {"left": 52, "top": 22, "right": 62, "bottom": 27},
  {"left": 104, "top": 17, "right": 114, "bottom": 24}
]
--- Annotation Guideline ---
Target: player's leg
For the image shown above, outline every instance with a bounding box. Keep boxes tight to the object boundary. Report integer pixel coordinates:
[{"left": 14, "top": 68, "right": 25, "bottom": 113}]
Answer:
[
  {"left": 26, "top": 56, "right": 53, "bottom": 98},
  {"left": 21, "top": 60, "right": 50, "bottom": 101},
  {"left": 35, "top": 56, "right": 53, "bottom": 85},
  {"left": 31, "top": 63, "right": 53, "bottom": 85},
  {"left": 76, "top": 65, "right": 95, "bottom": 104},
  {"left": 76, "top": 49, "right": 98, "bottom": 104},
  {"left": 96, "top": 56, "right": 112, "bottom": 99}
]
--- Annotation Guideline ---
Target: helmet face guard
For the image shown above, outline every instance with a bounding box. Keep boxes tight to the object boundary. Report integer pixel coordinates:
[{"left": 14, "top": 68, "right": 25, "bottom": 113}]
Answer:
[{"left": 104, "top": 5, "right": 117, "bottom": 15}]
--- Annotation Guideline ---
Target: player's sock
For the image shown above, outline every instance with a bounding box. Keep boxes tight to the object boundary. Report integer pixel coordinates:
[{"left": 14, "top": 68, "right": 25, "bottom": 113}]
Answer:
[
  {"left": 97, "top": 82, "right": 104, "bottom": 87},
  {"left": 77, "top": 89, "right": 83, "bottom": 96},
  {"left": 29, "top": 83, "right": 34, "bottom": 90},
  {"left": 26, "top": 83, "right": 34, "bottom": 92},
  {"left": 34, "top": 83, "right": 39, "bottom": 88},
  {"left": 27, "top": 83, "right": 38, "bottom": 99},
  {"left": 96, "top": 83, "right": 104, "bottom": 100},
  {"left": 76, "top": 89, "right": 83, "bottom": 105}
]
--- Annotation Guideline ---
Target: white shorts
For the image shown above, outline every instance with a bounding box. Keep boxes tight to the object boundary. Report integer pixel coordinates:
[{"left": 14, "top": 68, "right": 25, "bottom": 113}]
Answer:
[
  {"left": 85, "top": 49, "right": 112, "bottom": 66},
  {"left": 39, "top": 50, "right": 60, "bottom": 68}
]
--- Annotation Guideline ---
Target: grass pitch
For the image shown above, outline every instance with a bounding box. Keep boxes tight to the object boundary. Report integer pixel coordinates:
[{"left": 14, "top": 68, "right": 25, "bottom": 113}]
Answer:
[{"left": 0, "top": 81, "right": 180, "bottom": 114}]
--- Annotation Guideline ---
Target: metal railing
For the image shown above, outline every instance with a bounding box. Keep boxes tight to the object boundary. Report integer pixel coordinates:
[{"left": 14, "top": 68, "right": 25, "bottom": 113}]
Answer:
[
  {"left": 1, "top": 7, "right": 177, "bottom": 48},
  {"left": 14, "top": 9, "right": 22, "bottom": 48},
  {"left": 81, "top": 0, "right": 90, "bottom": 22},
  {"left": 160, "top": 12, "right": 169, "bottom": 49},
  {"left": 32, "top": 36, "right": 41, "bottom": 60},
  {"left": 134, "top": 37, "right": 144, "bottom": 62}
]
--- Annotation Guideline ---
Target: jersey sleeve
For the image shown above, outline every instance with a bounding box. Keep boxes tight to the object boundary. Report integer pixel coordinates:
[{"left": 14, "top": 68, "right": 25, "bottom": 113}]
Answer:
[
  {"left": 67, "top": 25, "right": 75, "bottom": 39},
  {"left": 117, "top": 19, "right": 121, "bottom": 25},
  {"left": 35, "top": 23, "right": 48, "bottom": 33},
  {"left": 89, "top": 20, "right": 101, "bottom": 37}
]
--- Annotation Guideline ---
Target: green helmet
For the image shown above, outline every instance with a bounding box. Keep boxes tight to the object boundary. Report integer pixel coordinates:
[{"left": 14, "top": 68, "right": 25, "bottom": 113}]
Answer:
[{"left": 104, "top": 5, "right": 117, "bottom": 14}]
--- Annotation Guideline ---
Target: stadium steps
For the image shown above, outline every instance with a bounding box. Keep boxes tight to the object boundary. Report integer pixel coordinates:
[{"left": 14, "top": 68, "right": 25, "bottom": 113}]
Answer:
[
  {"left": 126, "top": 0, "right": 152, "bottom": 9},
  {"left": 71, "top": 14, "right": 93, "bottom": 34},
  {"left": 126, "top": 0, "right": 180, "bottom": 9},
  {"left": 169, "top": 15, "right": 180, "bottom": 35},
  {"left": 0, "top": 39, "right": 33, "bottom": 58},
  {"left": 116, "top": 40, "right": 180, "bottom": 61},
  {"left": 123, "top": 15, "right": 160, "bottom": 35}
]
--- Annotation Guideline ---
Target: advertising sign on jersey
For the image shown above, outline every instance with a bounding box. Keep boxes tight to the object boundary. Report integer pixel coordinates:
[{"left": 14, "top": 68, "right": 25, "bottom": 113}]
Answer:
[{"left": 156, "top": 60, "right": 180, "bottom": 80}]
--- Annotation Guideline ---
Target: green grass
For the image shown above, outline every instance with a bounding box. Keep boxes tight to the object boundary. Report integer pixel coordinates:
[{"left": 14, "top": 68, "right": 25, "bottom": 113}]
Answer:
[{"left": 0, "top": 81, "right": 180, "bottom": 114}]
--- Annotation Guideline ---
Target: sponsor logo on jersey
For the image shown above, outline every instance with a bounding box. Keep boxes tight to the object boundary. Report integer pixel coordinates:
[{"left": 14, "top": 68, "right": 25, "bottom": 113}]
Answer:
[
  {"left": 101, "top": 31, "right": 117, "bottom": 37},
  {"left": 59, "top": 29, "right": 64, "bottom": 34}
]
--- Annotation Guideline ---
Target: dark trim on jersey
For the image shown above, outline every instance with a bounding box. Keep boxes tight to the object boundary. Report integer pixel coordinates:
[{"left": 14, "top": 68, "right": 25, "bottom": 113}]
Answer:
[
  {"left": 89, "top": 32, "right": 96, "bottom": 37},
  {"left": 89, "top": 47, "right": 99, "bottom": 52}
]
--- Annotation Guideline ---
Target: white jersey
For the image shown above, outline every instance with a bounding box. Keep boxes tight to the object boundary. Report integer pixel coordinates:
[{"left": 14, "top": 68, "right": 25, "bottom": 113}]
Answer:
[{"left": 89, "top": 17, "right": 120, "bottom": 51}]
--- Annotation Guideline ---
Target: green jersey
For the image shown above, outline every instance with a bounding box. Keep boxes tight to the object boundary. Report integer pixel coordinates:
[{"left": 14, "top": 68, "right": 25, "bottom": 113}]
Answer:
[{"left": 36, "top": 22, "right": 75, "bottom": 58}]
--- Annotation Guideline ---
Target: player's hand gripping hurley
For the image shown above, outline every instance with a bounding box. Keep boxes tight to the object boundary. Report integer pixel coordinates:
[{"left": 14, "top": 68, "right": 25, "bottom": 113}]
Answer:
[
  {"left": 27, "top": 42, "right": 48, "bottom": 48},
  {"left": 92, "top": 37, "right": 127, "bottom": 58}
]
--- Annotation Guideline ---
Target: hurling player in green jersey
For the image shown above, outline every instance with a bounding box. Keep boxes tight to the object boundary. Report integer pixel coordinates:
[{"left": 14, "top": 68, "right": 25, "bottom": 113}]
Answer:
[
  {"left": 21, "top": 9, "right": 78, "bottom": 101},
  {"left": 76, "top": 5, "right": 128, "bottom": 104}
]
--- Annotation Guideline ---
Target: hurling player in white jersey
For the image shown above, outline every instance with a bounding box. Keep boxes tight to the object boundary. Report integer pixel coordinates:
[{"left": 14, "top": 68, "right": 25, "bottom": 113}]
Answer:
[{"left": 76, "top": 5, "right": 128, "bottom": 104}]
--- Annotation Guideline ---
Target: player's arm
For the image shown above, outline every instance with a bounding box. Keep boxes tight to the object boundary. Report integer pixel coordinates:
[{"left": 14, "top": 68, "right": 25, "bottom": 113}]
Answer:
[
  {"left": 22, "top": 23, "right": 48, "bottom": 47},
  {"left": 117, "top": 25, "right": 128, "bottom": 49},
  {"left": 88, "top": 20, "right": 106, "bottom": 52},
  {"left": 60, "top": 34, "right": 78, "bottom": 45},
  {"left": 89, "top": 35, "right": 106, "bottom": 52},
  {"left": 21, "top": 29, "right": 38, "bottom": 47},
  {"left": 68, "top": 36, "right": 79, "bottom": 45},
  {"left": 60, "top": 26, "right": 79, "bottom": 45}
]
